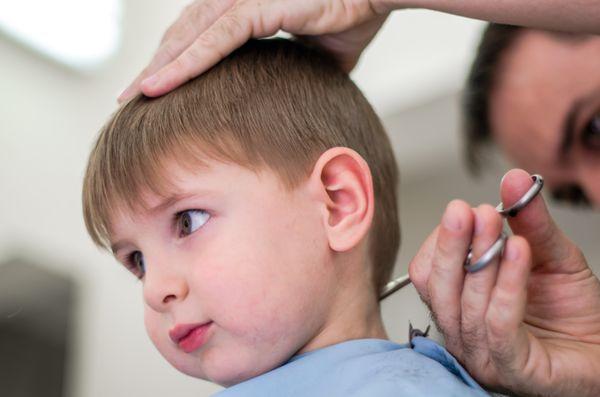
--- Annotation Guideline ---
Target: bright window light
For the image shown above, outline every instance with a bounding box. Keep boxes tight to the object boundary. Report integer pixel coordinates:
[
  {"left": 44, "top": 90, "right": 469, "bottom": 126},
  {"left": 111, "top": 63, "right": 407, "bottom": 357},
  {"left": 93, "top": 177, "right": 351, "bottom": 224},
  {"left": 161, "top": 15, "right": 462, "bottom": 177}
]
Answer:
[{"left": 0, "top": 0, "right": 121, "bottom": 70}]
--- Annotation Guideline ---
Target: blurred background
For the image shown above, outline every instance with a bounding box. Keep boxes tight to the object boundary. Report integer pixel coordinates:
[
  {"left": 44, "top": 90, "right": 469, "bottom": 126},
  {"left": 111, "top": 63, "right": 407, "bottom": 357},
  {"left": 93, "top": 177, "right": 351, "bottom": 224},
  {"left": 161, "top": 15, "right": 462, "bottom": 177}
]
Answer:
[{"left": 1, "top": 1, "right": 599, "bottom": 396}]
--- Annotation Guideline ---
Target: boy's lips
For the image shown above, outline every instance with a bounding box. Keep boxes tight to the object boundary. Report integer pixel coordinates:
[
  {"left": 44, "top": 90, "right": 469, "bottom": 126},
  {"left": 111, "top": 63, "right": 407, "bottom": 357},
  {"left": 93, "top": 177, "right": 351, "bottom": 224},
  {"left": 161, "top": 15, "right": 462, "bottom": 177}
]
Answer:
[{"left": 169, "top": 321, "right": 213, "bottom": 353}]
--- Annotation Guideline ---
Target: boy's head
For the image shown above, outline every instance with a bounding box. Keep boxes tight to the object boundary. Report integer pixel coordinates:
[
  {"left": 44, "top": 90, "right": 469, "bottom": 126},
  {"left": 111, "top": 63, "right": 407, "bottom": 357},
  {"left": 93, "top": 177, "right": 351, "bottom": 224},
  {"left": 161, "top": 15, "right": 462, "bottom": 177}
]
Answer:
[{"left": 83, "top": 39, "right": 399, "bottom": 386}]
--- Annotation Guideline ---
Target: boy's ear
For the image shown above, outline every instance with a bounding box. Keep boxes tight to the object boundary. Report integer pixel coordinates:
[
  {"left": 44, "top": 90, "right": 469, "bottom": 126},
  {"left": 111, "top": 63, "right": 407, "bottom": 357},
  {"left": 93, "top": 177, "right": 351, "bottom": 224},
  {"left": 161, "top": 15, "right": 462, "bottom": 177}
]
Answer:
[{"left": 309, "top": 147, "right": 375, "bottom": 252}]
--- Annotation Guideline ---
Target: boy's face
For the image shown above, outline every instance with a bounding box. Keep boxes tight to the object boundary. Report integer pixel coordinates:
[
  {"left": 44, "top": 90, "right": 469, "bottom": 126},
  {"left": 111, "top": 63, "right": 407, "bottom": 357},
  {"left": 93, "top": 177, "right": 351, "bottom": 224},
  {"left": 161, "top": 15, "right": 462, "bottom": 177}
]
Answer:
[{"left": 109, "top": 159, "right": 337, "bottom": 386}]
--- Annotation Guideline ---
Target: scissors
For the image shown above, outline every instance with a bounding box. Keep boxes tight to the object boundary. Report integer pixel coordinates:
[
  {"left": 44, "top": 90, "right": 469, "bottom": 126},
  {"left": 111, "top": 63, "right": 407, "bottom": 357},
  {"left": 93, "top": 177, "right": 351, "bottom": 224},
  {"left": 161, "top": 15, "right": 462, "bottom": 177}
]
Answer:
[{"left": 380, "top": 174, "right": 544, "bottom": 300}]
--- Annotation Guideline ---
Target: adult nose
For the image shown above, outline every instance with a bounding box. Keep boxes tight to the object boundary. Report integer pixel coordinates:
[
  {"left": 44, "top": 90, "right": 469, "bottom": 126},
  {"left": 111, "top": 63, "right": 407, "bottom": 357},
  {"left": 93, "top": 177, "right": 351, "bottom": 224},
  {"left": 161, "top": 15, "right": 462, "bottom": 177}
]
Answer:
[
  {"left": 580, "top": 166, "right": 600, "bottom": 208},
  {"left": 143, "top": 255, "right": 189, "bottom": 312}
]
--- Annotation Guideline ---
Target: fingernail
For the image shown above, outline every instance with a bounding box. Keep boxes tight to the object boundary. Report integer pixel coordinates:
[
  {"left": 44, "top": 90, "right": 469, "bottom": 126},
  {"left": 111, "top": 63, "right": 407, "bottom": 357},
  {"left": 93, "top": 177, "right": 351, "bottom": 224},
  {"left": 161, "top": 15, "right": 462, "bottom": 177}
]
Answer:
[
  {"left": 142, "top": 74, "right": 159, "bottom": 88},
  {"left": 500, "top": 171, "right": 509, "bottom": 187},
  {"left": 504, "top": 241, "right": 520, "bottom": 261},
  {"left": 442, "top": 202, "right": 462, "bottom": 231},
  {"left": 117, "top": 86, "right": 131, "bottom": 103}
]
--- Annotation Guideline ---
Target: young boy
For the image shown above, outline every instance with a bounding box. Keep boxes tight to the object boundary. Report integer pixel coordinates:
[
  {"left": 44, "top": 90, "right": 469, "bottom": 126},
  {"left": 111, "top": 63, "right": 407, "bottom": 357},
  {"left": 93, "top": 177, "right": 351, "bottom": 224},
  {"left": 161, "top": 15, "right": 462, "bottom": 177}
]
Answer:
[{"left": 82, "top": 39, "right": 488, "bottom": 396}]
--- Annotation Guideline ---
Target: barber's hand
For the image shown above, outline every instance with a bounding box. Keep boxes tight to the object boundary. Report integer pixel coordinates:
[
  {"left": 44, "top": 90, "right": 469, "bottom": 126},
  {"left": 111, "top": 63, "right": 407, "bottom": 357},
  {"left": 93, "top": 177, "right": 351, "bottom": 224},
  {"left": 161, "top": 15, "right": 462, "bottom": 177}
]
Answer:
[
  {"left": 409, "top": 168, "right": 600, "bottom": 397},
  {"left": 118, "top": 0, "right": 390, "bottom": 102}
]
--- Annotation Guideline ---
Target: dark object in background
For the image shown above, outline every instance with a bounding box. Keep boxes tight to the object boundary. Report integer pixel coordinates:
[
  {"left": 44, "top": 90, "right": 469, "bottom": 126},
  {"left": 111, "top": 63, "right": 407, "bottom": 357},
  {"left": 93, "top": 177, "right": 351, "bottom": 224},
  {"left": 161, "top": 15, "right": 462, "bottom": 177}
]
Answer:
[{"left": 0, "top": 258, "right": 75, "bottom": 397}]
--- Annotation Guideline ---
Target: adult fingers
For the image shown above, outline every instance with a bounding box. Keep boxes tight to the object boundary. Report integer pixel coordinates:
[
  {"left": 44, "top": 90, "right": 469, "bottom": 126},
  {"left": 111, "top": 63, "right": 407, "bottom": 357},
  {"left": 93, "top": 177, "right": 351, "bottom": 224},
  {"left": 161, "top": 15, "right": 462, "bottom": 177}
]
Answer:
[
  {"left": 408, "top": 226, "right": 440, "bottom": 307},
  {"left": 485, "top": 235, "right": 532, "bottom": 377},
  {"left": 426, "top": 200, "right": 474, "bottom": 354},
  {"left": 119, "top": 0, "right": 237, "bottom": 102},
  {"left": 460, "top": 205, "right": 503, "bottom": 364},
  {"left": 500, "top": 169, "right": 583, "bottom": 272},
  {"left": 140, "top": 1, "right": 283, "bottom": 98}
]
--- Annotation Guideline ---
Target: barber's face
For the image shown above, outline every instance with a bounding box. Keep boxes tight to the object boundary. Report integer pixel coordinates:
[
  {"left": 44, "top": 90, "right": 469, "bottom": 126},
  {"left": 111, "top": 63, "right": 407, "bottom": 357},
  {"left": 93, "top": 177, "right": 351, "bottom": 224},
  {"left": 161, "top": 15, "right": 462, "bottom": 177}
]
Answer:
[{"left": 490, "top": 30, "right": 600, "bottom": 207}]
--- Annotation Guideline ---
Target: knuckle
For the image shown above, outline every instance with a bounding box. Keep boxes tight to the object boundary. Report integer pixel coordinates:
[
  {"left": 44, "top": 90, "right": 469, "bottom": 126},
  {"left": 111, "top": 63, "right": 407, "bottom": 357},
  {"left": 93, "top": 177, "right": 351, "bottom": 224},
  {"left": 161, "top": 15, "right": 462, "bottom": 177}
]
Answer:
[
  {"left": 170, "top": 56, "right": 192, "bottom": 81},
  {"left": 461, "top": 313, "right": 483, "bottom": 345},
  {"left": 176, "top": 1, "right": 221, "bottom": 41},
  {"left": 430, "top": 256, "right": 456, "bottom": 281},
  {"left": 408, "top": 258, "right": 428, "bottom": 288},
  {"left": 196, "top": 30, "right": 219, "bottom": 50},
  {"left": 161, "top": 23, "right": 178, "bottom": 44},
  {"left": 178, "top": 50, "right": 203, "bottom": 79},
  {"left": 466, "top": 273, "right": 494, "bottom": 297},
  {"left": 461, "top": 295, "right": 480, "bottom": 316},
  {"left": 154, "top": 42, "right": 177, "bottom": 67},
  {"left": 220, "top": 13, "right": 250, "bottom": 38},
  {"left": 485, "top": 306, "right": 509, "bottom": 341},
  {"left": 491, "top": 286, "right": 513, "bottom": 314},
  {"left": 435, "top": 236, "right": 468, "bottom": 267},
  {"left": 181, "top": 2, "right": 198, "bottom": 17},
  {"left": 568, "top": 243, "right": 586, "bottom": 264},
  {"left": 427, "top": 266, "right": 451, "bottom": 299},
  {"left": 435, "top": 238, "right": 454, "bottom": 260},
  {"left": 138, "top": 66, "right": 152, "bottom": 80},
  {"left": 195, "top": 0, "right": 219, "bottom": 20}
]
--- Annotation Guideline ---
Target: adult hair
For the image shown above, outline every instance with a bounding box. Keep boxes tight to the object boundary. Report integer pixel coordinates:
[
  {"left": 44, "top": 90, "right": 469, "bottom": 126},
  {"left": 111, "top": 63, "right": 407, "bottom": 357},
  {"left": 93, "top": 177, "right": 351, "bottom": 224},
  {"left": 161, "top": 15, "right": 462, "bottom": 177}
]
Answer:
[
  {"left": 82, "top": 38, "right": 400, "bottom": 297},
  {"left": 463, "top": 23, "right": 523, "bottom": 174}
]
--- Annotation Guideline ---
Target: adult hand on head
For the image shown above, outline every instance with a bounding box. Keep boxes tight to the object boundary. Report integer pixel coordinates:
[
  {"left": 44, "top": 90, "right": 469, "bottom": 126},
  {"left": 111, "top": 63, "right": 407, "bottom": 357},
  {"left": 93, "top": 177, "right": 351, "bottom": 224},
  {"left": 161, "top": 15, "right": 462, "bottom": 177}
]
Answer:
[
  {"left": 409, "top": 168, "right": 600, "bottom": 397},
  {"left": 118, "top": 0, "right": 390, "bottom": 102}
]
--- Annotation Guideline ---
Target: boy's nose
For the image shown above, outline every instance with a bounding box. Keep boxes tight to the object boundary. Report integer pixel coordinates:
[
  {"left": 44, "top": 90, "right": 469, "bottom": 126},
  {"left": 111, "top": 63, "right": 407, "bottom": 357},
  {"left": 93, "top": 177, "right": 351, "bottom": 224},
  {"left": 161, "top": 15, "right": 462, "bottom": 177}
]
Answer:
[{"left": 143, "top": 260, "right": 189, "bottom": 312}]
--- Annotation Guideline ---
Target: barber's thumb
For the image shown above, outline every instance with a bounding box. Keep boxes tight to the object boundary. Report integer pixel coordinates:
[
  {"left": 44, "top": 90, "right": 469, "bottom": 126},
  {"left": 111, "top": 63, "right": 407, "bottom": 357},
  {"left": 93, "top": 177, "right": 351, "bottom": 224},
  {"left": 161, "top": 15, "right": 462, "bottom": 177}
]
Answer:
[
  {"left": 500, "top": 168, "right": 574, "bottom": 268},
  {"left": 408, "top": 227, "right": 439, "bottom": 306}
]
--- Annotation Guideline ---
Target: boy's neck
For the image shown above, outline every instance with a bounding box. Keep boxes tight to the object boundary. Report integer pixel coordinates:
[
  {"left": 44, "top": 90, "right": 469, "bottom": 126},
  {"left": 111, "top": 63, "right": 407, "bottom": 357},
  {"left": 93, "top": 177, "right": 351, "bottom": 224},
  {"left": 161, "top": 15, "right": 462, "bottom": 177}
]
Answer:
[{"left": 296, "top": 261, "right": 388, "bottom": 355}]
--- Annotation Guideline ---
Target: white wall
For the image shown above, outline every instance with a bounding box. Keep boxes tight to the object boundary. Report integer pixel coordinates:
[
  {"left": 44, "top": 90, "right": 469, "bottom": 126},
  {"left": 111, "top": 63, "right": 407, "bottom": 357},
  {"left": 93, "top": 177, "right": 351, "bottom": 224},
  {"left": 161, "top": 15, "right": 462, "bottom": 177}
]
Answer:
[{"left": 1, "top": 2, "right": 599, "bottom": 397}]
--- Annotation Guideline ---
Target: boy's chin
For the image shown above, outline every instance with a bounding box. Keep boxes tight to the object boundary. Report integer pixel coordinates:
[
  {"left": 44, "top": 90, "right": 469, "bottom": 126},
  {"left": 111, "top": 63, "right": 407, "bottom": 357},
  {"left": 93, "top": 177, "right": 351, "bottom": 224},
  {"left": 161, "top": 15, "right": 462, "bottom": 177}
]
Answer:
[{"left": 172, "top": 344, "right": 287, "bottom": 387}]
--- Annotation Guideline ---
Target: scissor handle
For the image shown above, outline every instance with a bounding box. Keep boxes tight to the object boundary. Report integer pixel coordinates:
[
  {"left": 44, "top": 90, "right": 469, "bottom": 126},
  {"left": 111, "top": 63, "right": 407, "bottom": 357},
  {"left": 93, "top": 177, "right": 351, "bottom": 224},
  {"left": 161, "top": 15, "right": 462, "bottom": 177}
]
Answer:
[
  {"left": 496, "top": 174, "right": 544, "bottom": 217},
  {"left": 380, "top": 174, "right": 545, "bottom": 301},
  {"left": 463, "top": 232, "right": 507, "bottom": 273}
]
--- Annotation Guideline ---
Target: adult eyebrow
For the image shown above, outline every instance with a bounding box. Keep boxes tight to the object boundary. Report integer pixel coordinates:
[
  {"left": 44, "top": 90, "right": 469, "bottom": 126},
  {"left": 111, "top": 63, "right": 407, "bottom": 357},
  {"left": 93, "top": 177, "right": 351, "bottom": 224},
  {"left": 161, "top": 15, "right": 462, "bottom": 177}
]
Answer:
[{"left": 559, "top": 99, "right": 583, "bottom": 163}]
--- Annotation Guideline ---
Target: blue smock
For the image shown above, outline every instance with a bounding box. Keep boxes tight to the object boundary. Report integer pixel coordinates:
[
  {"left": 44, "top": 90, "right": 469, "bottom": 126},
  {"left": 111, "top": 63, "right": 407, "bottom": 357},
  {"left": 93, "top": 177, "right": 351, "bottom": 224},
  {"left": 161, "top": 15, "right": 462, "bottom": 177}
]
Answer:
[{"left": 214, "top": 337, "right": 489, "bottom": 396}]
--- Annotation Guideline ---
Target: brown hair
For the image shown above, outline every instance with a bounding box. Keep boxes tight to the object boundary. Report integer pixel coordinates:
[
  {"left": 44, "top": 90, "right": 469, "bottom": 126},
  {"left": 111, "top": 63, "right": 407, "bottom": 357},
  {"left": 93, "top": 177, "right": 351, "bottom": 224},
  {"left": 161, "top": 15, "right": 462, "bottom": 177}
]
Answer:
[
  {"left": 83, "top": 38, "right": 400, "bottom": 296},
  {"left": 463, "top": 23, "right": 523, "bottom": 174}
]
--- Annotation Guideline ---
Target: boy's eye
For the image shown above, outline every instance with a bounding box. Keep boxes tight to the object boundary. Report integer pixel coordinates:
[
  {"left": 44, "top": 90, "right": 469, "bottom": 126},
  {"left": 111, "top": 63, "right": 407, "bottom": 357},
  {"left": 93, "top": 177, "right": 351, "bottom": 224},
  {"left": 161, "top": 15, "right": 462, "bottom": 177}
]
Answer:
[
  {"left": 128, "top": 251, "right": 145, "bottom": 279},
  {"left": 178, "top": 209, "right": 210, "bottom": 236}
]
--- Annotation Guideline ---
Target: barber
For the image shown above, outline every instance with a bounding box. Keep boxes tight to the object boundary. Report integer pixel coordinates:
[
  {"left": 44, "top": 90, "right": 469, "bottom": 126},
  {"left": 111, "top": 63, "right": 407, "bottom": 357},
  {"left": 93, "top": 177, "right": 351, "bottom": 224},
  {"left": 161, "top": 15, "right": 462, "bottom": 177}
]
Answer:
[
  {"left": 117, "top": 1, "right": 600, "bottom": 396},
  {"left": 409, "top": 168, "right": 600, "bottom": 397},
  {"left": 412, "top": 23, "right": 600, "bottom": 396},
  {"left": 464, "top": 24, "right": 600, "bottom": 206}
]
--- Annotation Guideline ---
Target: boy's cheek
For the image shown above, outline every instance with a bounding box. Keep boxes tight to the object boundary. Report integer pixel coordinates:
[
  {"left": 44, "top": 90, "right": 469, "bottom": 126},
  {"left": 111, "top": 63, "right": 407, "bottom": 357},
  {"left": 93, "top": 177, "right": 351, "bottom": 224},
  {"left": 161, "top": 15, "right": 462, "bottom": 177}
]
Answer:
[{"left": 143, "top": 308, "right": 165, "bottom": 346}]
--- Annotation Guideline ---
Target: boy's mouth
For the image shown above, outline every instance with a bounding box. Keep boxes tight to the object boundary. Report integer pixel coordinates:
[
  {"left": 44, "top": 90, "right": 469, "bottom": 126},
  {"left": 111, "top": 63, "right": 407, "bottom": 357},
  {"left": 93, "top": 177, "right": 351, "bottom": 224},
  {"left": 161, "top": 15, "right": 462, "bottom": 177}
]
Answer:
[{"left": 169, "top": 321, "right": 213, "bottom": 353}]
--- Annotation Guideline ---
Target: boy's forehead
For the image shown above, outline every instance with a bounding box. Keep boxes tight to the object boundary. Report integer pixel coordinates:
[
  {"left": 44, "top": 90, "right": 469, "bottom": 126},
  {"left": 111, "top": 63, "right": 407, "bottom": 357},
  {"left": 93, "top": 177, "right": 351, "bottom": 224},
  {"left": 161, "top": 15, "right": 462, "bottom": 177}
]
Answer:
[
  {"left": 106, "top": 161, "right": 212, "bottom": 226},
  {"left": 106, "top": 158, "right": 294, "bottom": 243},
  {"left": 108, "top": 159, "right": 268, "bottom": 221}
]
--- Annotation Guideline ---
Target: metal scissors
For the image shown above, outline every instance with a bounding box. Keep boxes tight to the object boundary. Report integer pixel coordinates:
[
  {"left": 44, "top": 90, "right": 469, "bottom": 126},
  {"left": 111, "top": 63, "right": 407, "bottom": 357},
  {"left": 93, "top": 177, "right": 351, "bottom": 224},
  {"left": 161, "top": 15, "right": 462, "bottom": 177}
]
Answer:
[{"left": 379, "top": 174, "right": 544, "bottom": 300}]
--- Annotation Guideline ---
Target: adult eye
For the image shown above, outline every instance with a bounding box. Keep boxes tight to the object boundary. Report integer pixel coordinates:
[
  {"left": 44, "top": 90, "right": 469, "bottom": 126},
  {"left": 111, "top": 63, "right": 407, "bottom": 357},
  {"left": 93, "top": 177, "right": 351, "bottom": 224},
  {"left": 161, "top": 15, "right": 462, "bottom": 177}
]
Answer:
[
  {"left": 551, "top": 184, "right": 591, "bottom": 207},
  {"left": 128, "top": 251, "right": 145, "bottom": 279},
  {"left": 178, "top": 209, "right": 210, "bottom": 236},
  {"left": 582, "top": 113, "right": 600, "bottom": 150}
]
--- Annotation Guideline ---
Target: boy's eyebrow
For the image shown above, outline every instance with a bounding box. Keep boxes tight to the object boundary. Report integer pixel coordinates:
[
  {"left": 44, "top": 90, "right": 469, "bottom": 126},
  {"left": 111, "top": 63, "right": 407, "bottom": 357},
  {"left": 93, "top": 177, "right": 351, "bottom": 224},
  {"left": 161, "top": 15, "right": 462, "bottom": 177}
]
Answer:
[
  {"left": 148, "top": 193, "right": 196, "bottom": 214},
  {"left": 111, "top": 240, "right": 131, "bottom": 254},
  {"left": 109, "top": 194, "right": 187, "bottom": 254},
  {"left": 110, "top": 191, "right": 213, "bottom": 253}
]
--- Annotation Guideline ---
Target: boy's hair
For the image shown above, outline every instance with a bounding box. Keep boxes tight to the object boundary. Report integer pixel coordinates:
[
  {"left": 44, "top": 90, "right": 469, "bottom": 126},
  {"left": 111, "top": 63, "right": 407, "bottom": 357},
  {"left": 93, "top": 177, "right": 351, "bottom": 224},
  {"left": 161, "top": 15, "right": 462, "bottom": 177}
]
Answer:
[{"left": 83, "top": 38, "right": 400, "bottom": 297}]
